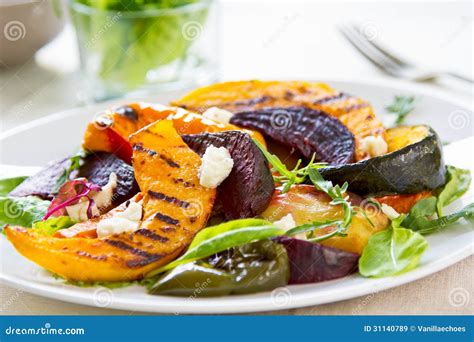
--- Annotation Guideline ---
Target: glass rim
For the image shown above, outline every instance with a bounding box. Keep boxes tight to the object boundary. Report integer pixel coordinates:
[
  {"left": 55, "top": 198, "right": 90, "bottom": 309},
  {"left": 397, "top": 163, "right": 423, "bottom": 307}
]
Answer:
[{"left": 69, "top": 0, "right": 212, "bottom": 18}]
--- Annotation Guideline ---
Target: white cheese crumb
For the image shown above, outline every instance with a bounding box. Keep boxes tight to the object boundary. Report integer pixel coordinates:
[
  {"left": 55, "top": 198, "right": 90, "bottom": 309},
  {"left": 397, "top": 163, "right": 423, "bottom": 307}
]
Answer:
[
  {"left": 273, "top": 214, "right": 307, "bottom": 240},
  {"left": 360, "top": 135, "right": 388, "bottom": 158},
  {"left": 199, "top": 145, "right": 234, "bottom": 188},
  {"left": 93, "top": 173, "right": 117, "bottom": 210},
  {"left": 381, "top": 203, "right": 400, "bottom": 220},
  {"left": 116, "top": 201, "right": 142, "bottom": 221},
  {"left": 66, "top": 199, "right": 97, "bottom": 222},
  {"left": 202, "top": 107, "right": 234, "bottom": 124},
  {"left": 97, "top": 201, "right": 143, "bottom": 238},
  {"left": 273, "top": 214, "right": 296, "bottom": 231},
  {"left": 65, "top": 173, "right": 117, "bottom": 222}
]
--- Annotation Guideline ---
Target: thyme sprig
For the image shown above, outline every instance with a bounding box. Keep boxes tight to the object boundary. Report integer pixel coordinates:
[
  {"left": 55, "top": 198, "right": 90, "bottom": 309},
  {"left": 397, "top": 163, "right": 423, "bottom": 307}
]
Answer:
[
  {"left": 385, "top": 95, "right": 416, "bottom": 126},
  {"left": 253, "top": 139, "right": 326, "bottom": 193},
  {"left": 253, "top": 139, "right": 354, "bottom": 242}
]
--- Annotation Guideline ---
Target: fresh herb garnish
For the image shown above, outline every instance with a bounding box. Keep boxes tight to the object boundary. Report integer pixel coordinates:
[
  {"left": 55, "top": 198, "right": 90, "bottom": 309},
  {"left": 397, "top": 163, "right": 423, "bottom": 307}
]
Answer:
[
  {"left": 253, "top": 139, "right": 325, "bottom": 193},
  {"left": 400, "top": 198, "right": 474, "bottom": 235},
  {"left": 253, "top": 139, "right": 354, "bottom": 241},
  {"left": 303, "top": 168, "right": 353, "bottom": 240},
  {"left": 385, "top": 95, "right": 416, "bottom": 125}
]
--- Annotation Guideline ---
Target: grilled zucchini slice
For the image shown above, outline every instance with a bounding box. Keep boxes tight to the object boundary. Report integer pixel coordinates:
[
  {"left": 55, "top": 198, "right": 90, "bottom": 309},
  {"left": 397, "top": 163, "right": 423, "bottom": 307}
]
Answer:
[{"left": 319, "top": 125, "right": 446, "bottom": 196}]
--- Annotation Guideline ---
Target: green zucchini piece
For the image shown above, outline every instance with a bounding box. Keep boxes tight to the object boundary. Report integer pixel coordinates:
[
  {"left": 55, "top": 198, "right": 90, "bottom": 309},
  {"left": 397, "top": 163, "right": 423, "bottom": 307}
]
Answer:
[{"left": 319, "top": 125, "right": 446, "bottom": 196}]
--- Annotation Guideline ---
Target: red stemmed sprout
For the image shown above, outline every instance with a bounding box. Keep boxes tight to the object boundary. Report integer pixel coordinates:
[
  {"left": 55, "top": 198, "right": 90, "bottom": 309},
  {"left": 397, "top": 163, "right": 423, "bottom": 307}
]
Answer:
[{"left": 43, "top": 178, "right": 102, "bottom": 220}]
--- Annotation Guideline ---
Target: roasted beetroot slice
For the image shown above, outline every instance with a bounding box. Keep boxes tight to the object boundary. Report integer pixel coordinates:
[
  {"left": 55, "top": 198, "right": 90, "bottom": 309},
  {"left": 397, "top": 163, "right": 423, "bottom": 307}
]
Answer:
[
  {"left": 230, "top": 107, "right": 355, "bottom": 165},
  {"left": 182, "top": 131, "right": 275, "bottom": 220},
  {"left": 9, "top": 158, "right": 72, "bottom": 200},
  {"left": 78, "top": 152, "right": 139, "bottom": 207},
  {"left": 275, "top": 236, "right": 359, "bottom": 284}
]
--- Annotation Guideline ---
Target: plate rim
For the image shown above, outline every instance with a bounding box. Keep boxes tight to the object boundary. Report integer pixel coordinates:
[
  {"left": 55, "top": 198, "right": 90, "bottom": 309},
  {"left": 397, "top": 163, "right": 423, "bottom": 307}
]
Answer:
[
  {"left": 1, "top": 242, "right": 471, "bottom": 314},
  {"left": 1, "top": 77, "right": 473, "bottom": 313}
]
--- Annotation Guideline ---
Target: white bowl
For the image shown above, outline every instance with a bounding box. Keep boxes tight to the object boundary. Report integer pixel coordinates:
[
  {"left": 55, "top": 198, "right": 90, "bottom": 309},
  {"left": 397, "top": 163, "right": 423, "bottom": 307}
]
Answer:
[{"left": 0, "top": 0, "right": 65, "bottom": 67}]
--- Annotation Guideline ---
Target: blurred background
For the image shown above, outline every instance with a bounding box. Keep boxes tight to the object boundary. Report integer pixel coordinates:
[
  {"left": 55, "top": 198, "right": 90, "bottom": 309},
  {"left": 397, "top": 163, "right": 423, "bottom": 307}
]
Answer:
[{"left": 0, "top": 0, "right": 472, "bottom": 132}]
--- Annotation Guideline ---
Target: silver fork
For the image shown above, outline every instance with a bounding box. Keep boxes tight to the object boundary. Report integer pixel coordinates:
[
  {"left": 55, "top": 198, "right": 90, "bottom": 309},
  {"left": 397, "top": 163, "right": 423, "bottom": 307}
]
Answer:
[{"left": 339, "top": 23, "right": 473, "bottom": 84}]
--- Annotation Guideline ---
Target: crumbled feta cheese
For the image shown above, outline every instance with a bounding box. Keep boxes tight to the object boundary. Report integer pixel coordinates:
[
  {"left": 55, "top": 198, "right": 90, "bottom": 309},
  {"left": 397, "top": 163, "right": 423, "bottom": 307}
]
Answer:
[
  {"left": 273, "top": 214, "right": 307, "bottom": 240},
  {"left": 202, "top": 107, "right": 234, "bottom": 124},
  {"left": 65, "top": 173, "right": 117, "bottom": 222},
  {"left": 199, "top": 146, "right": 234, "bottom": 188},
  {"left": 97, "top": 201, "right": 143, "bottom": 238},
  {"left": 273, "top": 214, "right": 296, "bottom": 231},
  {"left": 66, "top": 199, "right": 97, "bottom": 222},
  {"left": 360, "top": 135, "right": 388, "bottom": 158},
  {"left": 93, "top": 173, "right": 117, "bottom": 210},
  {"left": 116, "top": 201, "right": 142, "bottom": 221},
  {"left": 381, "top": 203, "right": 400, "bottom": 220}
]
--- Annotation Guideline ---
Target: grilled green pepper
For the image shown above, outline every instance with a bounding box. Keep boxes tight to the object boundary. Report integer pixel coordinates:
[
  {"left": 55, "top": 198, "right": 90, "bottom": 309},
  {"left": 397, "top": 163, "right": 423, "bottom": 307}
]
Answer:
[{"left": 148, "top": 240, "right": 290, "bottom": 297}]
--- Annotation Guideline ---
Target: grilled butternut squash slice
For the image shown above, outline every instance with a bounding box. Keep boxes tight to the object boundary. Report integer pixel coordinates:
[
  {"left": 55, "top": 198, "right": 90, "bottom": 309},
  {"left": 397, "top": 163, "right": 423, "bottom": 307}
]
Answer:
[
  {"left": 82, "top": 103, "right": 265, "bottom": 163},
  {"left": 6, "top": 120, "right": 216, "bottom": 281},
  {"left": 171, "top": 80, "right": 385, "bottom": 161}
]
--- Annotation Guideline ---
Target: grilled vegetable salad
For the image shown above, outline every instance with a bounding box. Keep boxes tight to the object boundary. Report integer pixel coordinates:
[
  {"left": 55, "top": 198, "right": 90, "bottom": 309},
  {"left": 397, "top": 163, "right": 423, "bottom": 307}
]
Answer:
[{"left": 2, "top": 81, "right": 473, "bottom": 297}]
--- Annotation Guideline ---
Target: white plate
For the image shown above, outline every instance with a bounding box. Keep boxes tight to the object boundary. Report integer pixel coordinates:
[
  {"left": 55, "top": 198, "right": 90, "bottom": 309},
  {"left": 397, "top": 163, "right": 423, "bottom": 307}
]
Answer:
[{"left": 0, "top": 79, "right": 473, "bottom": 314}]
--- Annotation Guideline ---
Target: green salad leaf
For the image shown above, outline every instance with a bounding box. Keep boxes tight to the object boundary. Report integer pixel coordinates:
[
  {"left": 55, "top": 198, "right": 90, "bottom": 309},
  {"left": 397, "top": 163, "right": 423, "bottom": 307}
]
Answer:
[
  {"left": 0, "top": 176, "right": 27, "bottom": 196},
  {"left": 147, "top": 218, "right": 284, "bottom": 277},
  {"left": 403, "top": 202, "right": 474, "bottom": 235},
  {"left": 52, "top": 151, "right": 85, "bottom": 193},
  {"left": 436, "top": 165, "right": 471, "bottom": 217},
  {"left": 360, "top": 164, "right": 472, "bottom": 278},
  {"left": 0, "top": 196, "right": 50, "bottom": 229},
  {"left": 33, "top": 216, "right": 76, "bottom": 235},
  {"left": 359, "top": 226, "right": 428, "bottom": 277}
]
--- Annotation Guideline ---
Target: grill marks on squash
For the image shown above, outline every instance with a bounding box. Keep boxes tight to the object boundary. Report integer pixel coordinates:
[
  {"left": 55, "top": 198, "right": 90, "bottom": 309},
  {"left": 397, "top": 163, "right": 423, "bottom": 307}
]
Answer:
[
  {"left": 135, "top": 229, "right": 169, "bottom": 243},
  {"left": 154, "top": 212, "right": 180, "bottom": 226},
  {"left": 4, "top": 120, "right": 216, "bottom": 282},
  {"left": 171, "top": 81, "right": 385, "bottom": 161},
  {"left": 132, "top": 143, "right": 180, "bottom": 168},
  {"left": 148, "top": 190, "right": 190, "bottom": 208},
  {"left": 127, "top": 119, "right": 216, "bottom": 276}
]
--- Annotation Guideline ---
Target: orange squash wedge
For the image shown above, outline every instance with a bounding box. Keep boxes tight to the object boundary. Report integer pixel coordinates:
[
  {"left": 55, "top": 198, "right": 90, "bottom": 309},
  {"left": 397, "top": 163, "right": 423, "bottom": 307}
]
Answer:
[
  {"left": 171, "top": 80, "right": 386, "bottom": 161},
  {"left": 82, "top": 103, "right": 265, "bottom": 163},
  {"left": 6, "top": 120, "right": 216, "bottom": 281}
]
